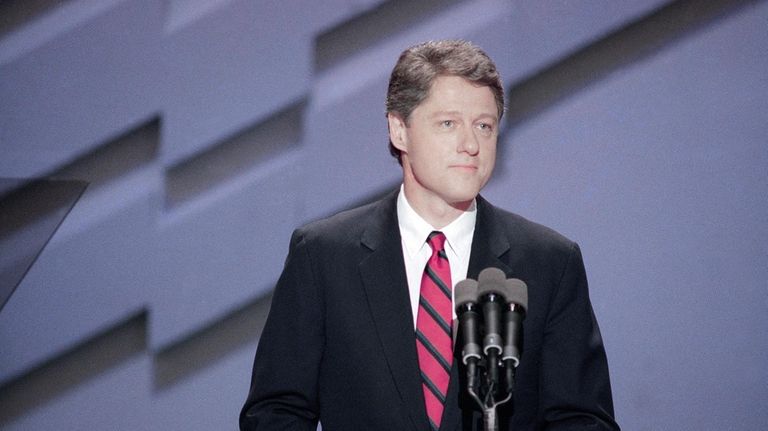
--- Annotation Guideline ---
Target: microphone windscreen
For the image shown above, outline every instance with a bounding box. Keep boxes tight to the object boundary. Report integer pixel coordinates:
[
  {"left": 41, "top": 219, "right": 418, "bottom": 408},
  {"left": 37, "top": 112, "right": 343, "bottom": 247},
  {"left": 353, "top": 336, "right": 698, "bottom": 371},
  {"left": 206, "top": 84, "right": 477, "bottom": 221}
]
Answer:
[
  {"left": 477, "top": 267, "right": 506, "bottom": 297},
  {"left": 454, "top": 279, "right": 478, "bottom": 308},
  {"left": 504, "top": 278, "right": 528, "bottom": 311}
]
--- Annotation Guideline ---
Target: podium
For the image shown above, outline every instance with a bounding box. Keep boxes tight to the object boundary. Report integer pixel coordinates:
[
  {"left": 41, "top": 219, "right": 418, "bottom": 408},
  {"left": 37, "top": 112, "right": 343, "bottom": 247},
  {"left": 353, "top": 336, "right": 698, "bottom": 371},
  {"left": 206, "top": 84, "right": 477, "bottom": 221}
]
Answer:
[{"left": 0, "top": 178, "right": 87, "bottom": 311}]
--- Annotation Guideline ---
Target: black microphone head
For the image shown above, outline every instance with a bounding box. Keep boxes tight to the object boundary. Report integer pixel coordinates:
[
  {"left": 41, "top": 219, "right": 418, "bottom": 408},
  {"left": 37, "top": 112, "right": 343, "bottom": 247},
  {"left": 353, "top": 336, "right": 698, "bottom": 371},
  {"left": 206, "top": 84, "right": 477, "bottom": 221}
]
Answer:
[
  {"left": 477, "top": 267, "right": 506, "bottom": 298},
  {"left": 454, "top": 279, "right": 478, "bottom": 309},
  {"left": 504, "top": 278, "right": 528, "bottom": 311}
]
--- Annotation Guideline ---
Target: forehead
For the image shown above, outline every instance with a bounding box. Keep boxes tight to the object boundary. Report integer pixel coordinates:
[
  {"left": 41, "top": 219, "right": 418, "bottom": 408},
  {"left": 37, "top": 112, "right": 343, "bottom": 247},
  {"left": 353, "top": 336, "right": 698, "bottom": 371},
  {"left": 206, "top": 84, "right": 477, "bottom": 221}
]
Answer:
[{"left": 417, "top": 75, "right": 498, "bottom": 118}]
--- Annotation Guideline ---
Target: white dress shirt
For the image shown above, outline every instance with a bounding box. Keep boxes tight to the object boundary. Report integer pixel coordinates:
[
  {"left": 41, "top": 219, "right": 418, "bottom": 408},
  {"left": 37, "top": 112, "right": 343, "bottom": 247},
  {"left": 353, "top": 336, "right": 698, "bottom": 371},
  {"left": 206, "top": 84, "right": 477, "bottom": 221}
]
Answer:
[{"left": 396, "top": 185, "right": 477, "bottom": 328}]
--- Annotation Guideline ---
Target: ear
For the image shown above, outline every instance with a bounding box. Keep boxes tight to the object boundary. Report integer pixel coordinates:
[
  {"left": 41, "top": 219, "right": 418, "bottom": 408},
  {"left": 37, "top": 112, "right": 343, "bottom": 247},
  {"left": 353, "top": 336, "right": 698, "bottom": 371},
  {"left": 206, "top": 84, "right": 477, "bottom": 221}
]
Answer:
[{"left": 387, "top": 113, "right": 408, "bottom": 153}]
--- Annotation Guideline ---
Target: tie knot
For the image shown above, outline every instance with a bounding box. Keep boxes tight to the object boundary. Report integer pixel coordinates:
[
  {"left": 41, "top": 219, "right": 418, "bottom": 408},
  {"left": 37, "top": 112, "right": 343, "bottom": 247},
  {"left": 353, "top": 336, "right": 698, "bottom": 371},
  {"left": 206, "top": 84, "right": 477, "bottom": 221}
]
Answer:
[{"left": 427, "top": 231, "right": 446, "bottom": 252}]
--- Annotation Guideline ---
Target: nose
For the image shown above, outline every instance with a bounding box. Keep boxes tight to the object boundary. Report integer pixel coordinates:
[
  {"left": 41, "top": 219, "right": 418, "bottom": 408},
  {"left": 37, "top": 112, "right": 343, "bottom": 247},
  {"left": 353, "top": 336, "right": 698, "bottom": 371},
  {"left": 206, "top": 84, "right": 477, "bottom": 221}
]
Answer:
[{"left": 458, "top": 126, "right": 480, "bottom": 156}]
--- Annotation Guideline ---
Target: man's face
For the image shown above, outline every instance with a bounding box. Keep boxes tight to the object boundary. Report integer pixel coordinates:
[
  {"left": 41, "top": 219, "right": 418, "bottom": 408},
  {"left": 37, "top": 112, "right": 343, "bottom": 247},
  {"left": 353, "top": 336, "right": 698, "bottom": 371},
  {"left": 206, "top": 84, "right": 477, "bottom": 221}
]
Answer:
[{"left": 390, "top": 75, "right": 499, "bottom": 209}]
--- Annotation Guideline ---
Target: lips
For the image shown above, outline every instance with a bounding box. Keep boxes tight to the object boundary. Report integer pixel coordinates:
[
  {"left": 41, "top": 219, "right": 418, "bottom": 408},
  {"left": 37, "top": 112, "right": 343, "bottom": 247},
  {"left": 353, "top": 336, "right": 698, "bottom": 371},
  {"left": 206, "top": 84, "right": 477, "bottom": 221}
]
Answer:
[{"left": 450, "top": 164, "right": 478, "bottom": 170}]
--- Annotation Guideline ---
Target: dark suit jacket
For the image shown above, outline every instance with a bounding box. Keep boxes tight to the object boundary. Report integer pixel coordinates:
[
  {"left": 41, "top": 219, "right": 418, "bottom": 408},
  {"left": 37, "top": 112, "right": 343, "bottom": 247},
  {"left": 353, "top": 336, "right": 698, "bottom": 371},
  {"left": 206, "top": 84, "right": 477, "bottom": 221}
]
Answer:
[{"left": 240, "top": 191, "right": 619, "bottom": 430}]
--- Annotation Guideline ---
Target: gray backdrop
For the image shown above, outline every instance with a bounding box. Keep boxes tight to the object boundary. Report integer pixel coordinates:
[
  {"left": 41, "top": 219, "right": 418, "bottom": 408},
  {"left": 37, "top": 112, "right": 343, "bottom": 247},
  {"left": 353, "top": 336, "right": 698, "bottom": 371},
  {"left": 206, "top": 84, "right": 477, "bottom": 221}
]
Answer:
[{"left": 1, "top": 1, "right": 766, "bottom": 429}]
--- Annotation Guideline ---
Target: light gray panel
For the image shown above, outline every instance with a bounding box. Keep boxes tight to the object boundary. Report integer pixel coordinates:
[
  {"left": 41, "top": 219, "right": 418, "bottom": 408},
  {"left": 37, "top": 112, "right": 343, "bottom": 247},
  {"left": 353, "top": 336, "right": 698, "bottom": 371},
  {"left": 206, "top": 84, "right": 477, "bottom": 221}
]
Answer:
[
  {"left": 314, "top": 0, "right": 466, "bottom": 72},
  {"left": 483, "top": 2, "right": 768, "bottom": 429},
  {"left": 164, "top": 101, "right": 305, "bottom": 208},
  {"left": 0, "top": 0, "right": 124, "bottom": 64},
  {"left": 165, "top": 0, "right": 237, "bottom": 31},
  {"left": 0, "top": 0, "right": 163, "bottom": 178},
  {"left": 0, "top": 118, "right": 161, "bottom": 384},
  {"left": 152, "top": 157, "right": 302, "bottom": 348},
  {"left": 305, "top": 0, "right": 388, "bottom": 33},
  {"left": 160, "top": 0, "right": 358, "bottom": 166},
  {"left": 151, "top": 341, "right": 258, "bottom": 431},
  {"left": 2, "top": 355, "right": 152, "bottom": 431},
  {"left": 153, "top": 292, "right": 271, "bottom": 390},
  {"left": 0, "top": 188, "right": 159, "bottom": 383},
  {"left": 505, "top": 0, "right": 669, "bottom": 80},
  {"left": 302, "top": 78, "right": 398, "bottom": 222},
  {"left": 0, "top": 312, "right": 146, "bottom": 425}
]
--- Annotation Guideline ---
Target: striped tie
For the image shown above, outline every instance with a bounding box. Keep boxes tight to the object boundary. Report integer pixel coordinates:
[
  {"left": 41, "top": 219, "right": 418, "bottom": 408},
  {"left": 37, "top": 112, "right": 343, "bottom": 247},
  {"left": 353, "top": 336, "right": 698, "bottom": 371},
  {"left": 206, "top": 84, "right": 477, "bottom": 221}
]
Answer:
[{"left": 416, "top": 231, "right": 453, "bottom": 430}]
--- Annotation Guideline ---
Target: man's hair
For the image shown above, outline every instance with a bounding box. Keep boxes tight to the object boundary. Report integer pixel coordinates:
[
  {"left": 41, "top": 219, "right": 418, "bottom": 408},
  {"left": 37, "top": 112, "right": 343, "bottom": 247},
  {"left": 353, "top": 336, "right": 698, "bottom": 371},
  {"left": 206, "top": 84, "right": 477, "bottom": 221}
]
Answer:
[{"left": 385, "top": 40, "right": 505, "bottom": 163}]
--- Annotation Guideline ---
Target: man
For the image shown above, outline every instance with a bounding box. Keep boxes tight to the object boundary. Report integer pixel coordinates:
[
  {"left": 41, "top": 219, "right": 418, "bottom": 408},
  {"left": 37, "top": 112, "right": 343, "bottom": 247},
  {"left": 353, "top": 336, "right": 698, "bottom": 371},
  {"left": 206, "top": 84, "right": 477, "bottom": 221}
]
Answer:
[{"left": 240, "top": 40, "right": 619, "bottom": 430}]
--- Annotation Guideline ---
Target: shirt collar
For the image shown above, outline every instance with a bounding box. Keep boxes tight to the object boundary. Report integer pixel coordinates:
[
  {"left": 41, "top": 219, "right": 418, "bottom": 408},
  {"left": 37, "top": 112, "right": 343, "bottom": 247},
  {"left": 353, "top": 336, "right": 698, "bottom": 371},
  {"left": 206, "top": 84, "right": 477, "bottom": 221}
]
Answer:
[{"left": 396, "top": 185, "right": 476, "bottom": 259}]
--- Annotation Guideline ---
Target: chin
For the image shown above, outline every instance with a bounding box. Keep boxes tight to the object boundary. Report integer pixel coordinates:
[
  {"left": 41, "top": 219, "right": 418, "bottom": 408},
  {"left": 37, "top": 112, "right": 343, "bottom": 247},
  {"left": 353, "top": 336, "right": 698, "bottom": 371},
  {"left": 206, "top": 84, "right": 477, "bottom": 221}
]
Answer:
[{"left": 444, "top": 189, "right": 480, "bottom": 206}]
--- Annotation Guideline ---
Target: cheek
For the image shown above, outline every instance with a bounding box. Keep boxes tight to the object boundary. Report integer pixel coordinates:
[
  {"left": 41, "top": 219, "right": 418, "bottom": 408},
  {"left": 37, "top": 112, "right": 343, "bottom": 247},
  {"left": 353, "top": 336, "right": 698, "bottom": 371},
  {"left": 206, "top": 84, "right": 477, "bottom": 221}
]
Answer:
[
  {"left": 482, "top": 141, "right": 497, "bottom": 161},
  {"left": 480, "top": 144, "right": 497, "bottom": 175}
]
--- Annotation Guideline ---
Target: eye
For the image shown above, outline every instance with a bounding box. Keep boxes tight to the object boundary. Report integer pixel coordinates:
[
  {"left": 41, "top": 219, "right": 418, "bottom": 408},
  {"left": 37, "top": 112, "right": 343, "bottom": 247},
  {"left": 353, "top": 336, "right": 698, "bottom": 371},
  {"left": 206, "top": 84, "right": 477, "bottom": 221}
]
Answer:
[
  {"left": 440, "top": 120, "right": 454, "bottom": 128},
  {"left": 477, "top": 122, "right": 494, "bottom": 134}
]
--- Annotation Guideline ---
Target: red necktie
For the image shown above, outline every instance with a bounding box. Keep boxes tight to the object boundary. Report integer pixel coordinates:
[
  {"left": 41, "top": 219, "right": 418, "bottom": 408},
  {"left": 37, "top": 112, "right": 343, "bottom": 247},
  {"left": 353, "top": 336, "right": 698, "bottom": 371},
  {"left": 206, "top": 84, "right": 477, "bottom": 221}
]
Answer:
[{"left": 416, "top": 231, "right": 453, "bottom": 430}]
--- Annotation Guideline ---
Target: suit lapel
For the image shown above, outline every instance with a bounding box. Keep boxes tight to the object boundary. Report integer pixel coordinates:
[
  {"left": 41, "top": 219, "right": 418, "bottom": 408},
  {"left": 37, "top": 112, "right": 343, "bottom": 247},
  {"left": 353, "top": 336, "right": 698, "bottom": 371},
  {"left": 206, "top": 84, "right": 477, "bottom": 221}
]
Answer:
[
  {"left": 467, "top": 195, "right": 513, "bottom": 279},
  {"left": 358, "top": 192, "right": 428, "bottom": 431}
]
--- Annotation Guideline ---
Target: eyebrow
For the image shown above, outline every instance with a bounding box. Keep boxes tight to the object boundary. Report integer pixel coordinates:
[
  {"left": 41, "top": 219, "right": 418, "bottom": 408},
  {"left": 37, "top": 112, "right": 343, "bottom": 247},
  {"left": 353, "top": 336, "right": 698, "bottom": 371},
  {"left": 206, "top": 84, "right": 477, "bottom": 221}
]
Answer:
[{"left": 429, "top": 110, "right": 499, "bottom": 122}]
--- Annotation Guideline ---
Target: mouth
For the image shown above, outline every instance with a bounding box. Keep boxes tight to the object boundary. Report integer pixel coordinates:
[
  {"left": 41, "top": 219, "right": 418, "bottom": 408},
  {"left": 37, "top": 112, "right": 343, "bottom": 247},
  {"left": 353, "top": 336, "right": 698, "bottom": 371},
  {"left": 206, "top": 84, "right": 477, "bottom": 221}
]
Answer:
[{"left": 450, "top": 164, "right": 478, "bottom": 171}]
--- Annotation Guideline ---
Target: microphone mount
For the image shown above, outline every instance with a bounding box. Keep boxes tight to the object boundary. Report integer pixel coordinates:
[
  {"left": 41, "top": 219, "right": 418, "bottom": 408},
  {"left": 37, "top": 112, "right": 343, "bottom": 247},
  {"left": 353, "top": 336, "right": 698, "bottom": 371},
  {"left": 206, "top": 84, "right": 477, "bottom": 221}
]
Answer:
[{"left": 456, "top": 268, "right": 528, "bottom": 431}]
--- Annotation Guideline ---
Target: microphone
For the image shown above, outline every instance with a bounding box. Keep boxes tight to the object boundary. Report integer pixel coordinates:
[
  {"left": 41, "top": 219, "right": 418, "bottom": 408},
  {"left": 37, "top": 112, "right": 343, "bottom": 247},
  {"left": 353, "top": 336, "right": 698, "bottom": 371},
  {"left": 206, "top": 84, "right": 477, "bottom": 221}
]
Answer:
[
  {"left": 458, "top": 269, "right": 528, "bottom": 430},
  {"left": 477, "top": 268, "right": 508, "bottom": 395},
  {"left": 455, "top": 279, "right": 481, "bottom": 365},
  {"left": 501, "top": 278, "right": 528, "bottom": 393},
  {"left": 455, "top": 279, "right": 481, "bottom": 395}
]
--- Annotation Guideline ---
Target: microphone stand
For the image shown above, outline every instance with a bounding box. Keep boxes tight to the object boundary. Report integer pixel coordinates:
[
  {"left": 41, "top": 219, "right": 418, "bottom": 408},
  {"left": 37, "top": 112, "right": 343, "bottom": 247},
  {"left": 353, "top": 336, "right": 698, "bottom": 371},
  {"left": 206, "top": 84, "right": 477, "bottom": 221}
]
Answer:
[{"left": 466, "top": 353, "right": 514, "bottom": 431}]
